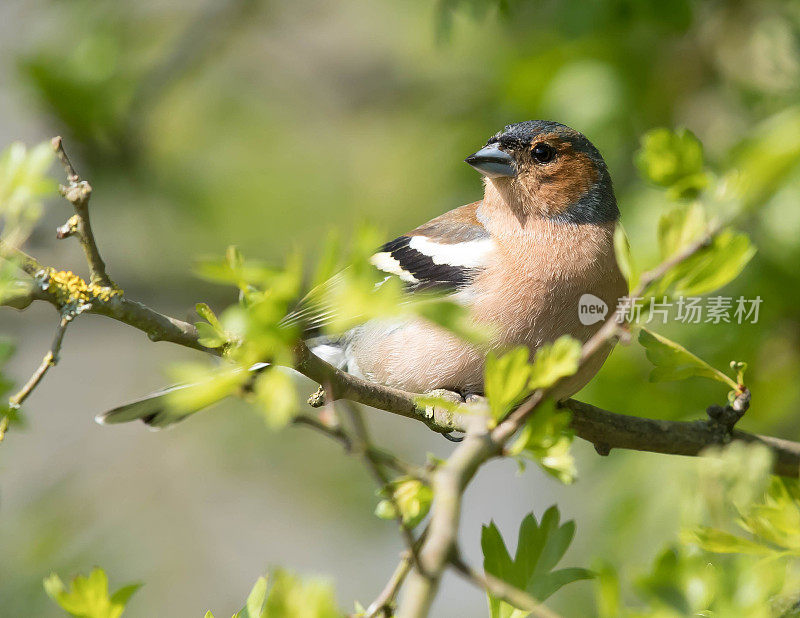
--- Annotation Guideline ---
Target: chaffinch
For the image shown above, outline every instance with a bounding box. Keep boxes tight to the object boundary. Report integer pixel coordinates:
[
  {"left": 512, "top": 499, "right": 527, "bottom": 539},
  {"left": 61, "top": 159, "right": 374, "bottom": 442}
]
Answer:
[{"left": 98, "top": 120, "right": 626, "bottom": 427}]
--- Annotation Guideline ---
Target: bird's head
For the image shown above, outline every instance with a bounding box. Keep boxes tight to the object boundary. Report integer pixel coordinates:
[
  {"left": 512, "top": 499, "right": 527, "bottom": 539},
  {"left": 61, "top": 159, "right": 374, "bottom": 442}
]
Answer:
[{"left": 465, "top": 120, "right": 618, "bottom": 224}]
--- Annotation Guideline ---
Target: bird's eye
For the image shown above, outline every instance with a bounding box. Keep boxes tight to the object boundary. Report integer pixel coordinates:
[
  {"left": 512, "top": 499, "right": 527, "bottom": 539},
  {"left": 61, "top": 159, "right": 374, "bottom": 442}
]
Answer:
[{"left": 531, "top": 143, "right": 556, "bottom": 163}]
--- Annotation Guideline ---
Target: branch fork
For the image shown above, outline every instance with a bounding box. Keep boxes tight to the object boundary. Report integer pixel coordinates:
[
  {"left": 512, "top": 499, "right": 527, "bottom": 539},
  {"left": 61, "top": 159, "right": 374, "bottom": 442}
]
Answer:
[{"left": 51, "top": 136, "right": 115, "bottom": 289}]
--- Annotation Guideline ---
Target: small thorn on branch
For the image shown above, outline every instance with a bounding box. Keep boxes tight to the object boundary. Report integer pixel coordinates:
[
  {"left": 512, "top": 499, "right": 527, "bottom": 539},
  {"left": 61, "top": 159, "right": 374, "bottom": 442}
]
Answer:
[
  {"left": 594, "top": 442, "right": 611, "bottom": 456},
  {"left": 56, "top": 215, "right": 81, "bottom": 240}
]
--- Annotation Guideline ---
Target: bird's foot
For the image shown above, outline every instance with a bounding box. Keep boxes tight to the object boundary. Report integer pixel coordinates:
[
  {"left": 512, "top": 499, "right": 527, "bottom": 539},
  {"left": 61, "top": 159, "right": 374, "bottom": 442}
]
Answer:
[
  {"left": 422, "top": 390, "right": 488, "bottom": 442},
  {"left": 425, "top": 389, "right": 464, "bottom": 405},
  {"left": 422, "top": 389, "right": 463, "bottom": 441}
]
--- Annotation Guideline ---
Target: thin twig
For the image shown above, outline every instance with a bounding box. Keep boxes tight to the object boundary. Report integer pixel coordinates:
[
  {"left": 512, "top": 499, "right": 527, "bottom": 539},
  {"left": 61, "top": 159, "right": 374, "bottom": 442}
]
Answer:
[
  {"left": 293, "top": 413, "right": 424, "bottom": 479},
  {"left": 449, "top": 553, "right": 562, "bottom": 618},
  {"left": 51, "top": 137, "right": 113, "bottom": 288},
  {"left": 364, "top": 553, "right": 413, "bottom": 618},
  {"left": 292, "top": 414, "right": 353, "bottom": 451},
  {"left": 363, "top": 526, "right": 429, "bottom": 618},
  {"left": 343, "top": 401, "right": 427, "bottom": 574},
  {"left": 8, "top": 315, "right": 70, "bottom": 410}
]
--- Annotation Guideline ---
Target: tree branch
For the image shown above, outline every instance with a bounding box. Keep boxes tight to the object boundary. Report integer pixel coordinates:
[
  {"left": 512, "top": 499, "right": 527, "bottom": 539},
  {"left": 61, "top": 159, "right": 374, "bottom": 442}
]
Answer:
[
  {"left": 364, "top": 552, "right": 413, "bottom": 618},
  {"left": 5, "top": 237, "right": 798, "bottom": 476},
  {"left": 563, "top": 399, "right": 800, "bottom": 477},
  {"left": 397, "top": 430, "right": 497, "bottom": 618},
  {"left": 295, "top": 342, "right": 469, "bottom": 434},
  {"left": 51, "top": 137, "right": 114, "bottom": 288}
]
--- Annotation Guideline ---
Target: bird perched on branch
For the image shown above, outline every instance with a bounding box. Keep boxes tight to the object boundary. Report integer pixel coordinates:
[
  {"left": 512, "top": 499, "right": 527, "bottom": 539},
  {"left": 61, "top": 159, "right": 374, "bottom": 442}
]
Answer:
[{"left": 98, "top": 120, "right": 627, "bottom": 427}]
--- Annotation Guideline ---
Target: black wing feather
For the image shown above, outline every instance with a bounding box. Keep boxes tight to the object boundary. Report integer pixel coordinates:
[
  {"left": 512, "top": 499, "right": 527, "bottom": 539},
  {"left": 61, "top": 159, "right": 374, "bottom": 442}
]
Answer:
[{"left": 379, "top": 236, "right": 472, "bottom": 292}]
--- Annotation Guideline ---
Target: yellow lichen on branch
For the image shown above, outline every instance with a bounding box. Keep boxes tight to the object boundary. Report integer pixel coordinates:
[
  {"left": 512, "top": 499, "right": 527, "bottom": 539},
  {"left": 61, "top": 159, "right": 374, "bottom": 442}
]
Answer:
[{"left": 41, "top": 268, "right": 122, "bottom": 309}]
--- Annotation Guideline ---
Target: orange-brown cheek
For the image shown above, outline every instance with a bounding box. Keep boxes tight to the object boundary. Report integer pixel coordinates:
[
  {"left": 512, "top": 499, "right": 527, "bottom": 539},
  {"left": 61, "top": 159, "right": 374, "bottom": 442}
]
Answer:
[{"left": 535, "top": 152, "right": 598, "bottom": 216}]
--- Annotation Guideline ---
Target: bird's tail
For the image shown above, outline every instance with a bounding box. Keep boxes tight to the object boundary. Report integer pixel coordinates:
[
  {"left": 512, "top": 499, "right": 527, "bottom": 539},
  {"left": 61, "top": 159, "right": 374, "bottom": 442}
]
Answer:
[{"left": 95, "top": 362, "right": 269, "bottom": 429}]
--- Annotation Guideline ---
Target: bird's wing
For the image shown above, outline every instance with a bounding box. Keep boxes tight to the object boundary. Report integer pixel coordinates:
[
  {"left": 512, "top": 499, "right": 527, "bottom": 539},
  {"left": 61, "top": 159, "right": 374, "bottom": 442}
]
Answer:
[{"left": 284, "top": 201, "right": 494, "bottom": 333}]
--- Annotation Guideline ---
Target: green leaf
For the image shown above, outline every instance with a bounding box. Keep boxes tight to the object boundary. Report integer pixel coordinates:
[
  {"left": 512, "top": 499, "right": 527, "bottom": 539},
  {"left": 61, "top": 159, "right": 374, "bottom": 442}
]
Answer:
[
  {"left": 528, "top": 336, "right": 581, "bottom": 391},
  {"left": 592, "top": 561, "right": 621, "bottom": 618},
  {"left": 195, "top": 321, "right": 229, "bottom": 348},
  {"left": 253, "top": 367, "right": 297, "bottom": 429},
  {"left": 698, "top": 442, "right": 774, "bottom": 517},
  {"left": 484, "top": 347, "right": 533, "bottom": 422},
  {"left": 635, "top": 128, "right": 708, "bottom": 198},
  {"left": 108, "top": 584, "right": 142, "bottom": 611},
  {"left": 311, "top": 230, "right": 343, "bottom": 289},
  {"left": 731, "top": 106, "right": 800, "bottom": 213},
  {"left": 44, "top": 568, "right": 141, "bottom": 618},
  {"left": 668, "top": 228, "right": 756, "bottom": 297},
  {"left": 734, "top": 477, "right": 800, "bottom": 553},
  {"left": 482, "top": 506, "right": 592, "bottom": 616},
  {"left": 413, "top": 393, "right": 463, "bottom": 416},
  {"left": 613, "top": 223, "right": 636, "bottom": 288},
  {"left": 233, "top": 576, "right": 269, "bottom": 618},
  {"left": 227, "top": 245, "right": 244, "bottom": 272},
  {"left": 414, "top": 296, "right": 490, "bottom": 345},
  {"left": 214, "top": 570, "right": 342, "bottom": 618},
  {"left": 375, "top": 478, "right": 432, "bottom": 529},
  {"left": 374, "top": 499, "right": 398, "bottom": 520},
  {"left": 262, "top": 569, "right": 342, "bottom": 618},
  {"left": 680, "top": 527, "right": 774, "bottom": 556},
  {"left": 0, "top": 140, "right": 56, "bottom": 249},
  {"left": 162, "top": 363, "right": 249, "bottom": 424},
  {"left": 195, "top": 248, "right": 303, "bottom": 309},
  {"left": 636, "top": 543, "right": 789, "bottom": 615},
  {"left": 635, "top": 547, "right": 701, "bottom": 614},
  {"left": 532, "top": 567, "right": 595, "bottom": 603},
  {"left": 508, "top": 401, "right": 576, "bottom": 484},
  {"left": 638, "top": 328, "right": 736, "bottom": 388},
  {"left": 483, "top": 338, "right": 581, "bottom": 425},
  {"left": 657, "top": 202, "right": 706, "bottom": 261}
]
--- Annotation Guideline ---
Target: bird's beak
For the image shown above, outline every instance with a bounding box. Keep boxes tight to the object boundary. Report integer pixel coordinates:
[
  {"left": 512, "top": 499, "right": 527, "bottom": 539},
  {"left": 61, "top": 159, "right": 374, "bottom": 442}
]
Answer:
[{"left": 464, "top": 143, "right": 516, "bottom": 178}]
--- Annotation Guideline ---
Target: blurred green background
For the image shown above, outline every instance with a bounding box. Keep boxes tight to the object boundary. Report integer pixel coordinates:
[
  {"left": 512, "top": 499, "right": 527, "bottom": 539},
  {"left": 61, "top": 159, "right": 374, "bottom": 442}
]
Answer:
[{"left": 1, "top": 0, "right": 800, "bottom": 615}]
